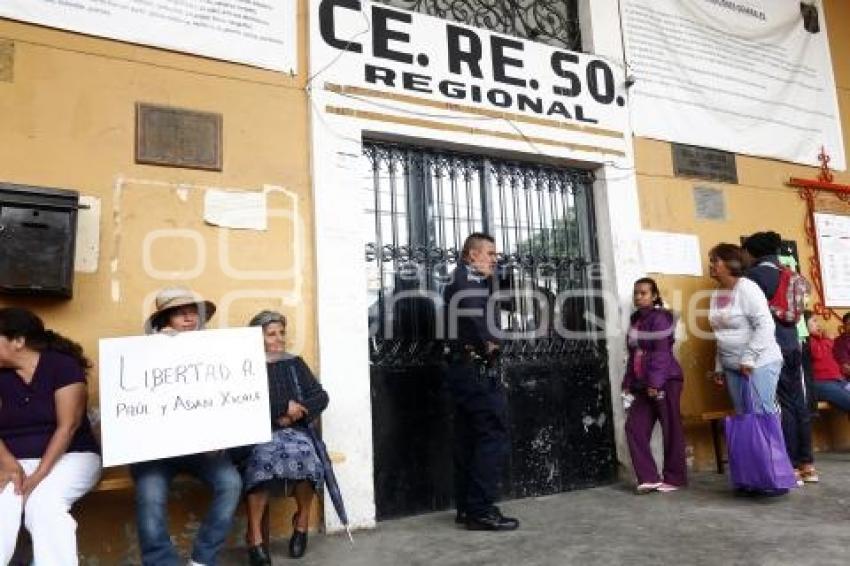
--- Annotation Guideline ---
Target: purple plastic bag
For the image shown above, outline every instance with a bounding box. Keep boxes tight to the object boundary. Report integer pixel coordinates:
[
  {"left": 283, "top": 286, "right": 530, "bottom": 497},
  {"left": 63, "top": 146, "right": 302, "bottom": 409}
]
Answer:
[{"left": 724, "top": 378, "right": 797, "bottom": 491}]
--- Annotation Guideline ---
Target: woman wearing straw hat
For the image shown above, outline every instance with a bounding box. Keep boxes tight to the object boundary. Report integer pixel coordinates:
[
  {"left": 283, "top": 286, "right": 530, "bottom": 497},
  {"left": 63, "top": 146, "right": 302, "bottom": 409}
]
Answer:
[{"left": 131, "top": 287, "right": 243, "bottom": 566}]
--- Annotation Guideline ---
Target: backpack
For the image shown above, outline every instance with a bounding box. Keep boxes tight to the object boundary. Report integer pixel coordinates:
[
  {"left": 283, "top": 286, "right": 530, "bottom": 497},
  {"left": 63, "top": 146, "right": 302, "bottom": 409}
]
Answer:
[{"left": 760, "top": 262, "right": 809, "bottom": 326}]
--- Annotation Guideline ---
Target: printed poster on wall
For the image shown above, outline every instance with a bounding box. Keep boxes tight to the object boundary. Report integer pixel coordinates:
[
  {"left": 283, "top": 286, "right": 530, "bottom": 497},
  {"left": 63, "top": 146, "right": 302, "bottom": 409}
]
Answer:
[
  {"left": 622, "top": 0, "right": 846, "bottom": 170},
  {"left": 98, "top": 327, "right": 271, "bottom": 467},
  {"left": 814, "top": 213, "right": 850, "bottom": 307},
  {"left": 0, "top": 0, "right": 297, "bottom": 73}
]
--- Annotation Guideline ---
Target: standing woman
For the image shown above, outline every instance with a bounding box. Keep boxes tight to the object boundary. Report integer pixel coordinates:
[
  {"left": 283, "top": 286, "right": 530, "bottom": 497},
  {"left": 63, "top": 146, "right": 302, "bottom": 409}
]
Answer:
[
  {"left": 239, "top": 311, "right": 329, "bottom": 564},
  {"left": 708, "top": 244, "right": 784, "bottom": 416},
  {"left": 624, "top": 278, "right": 686, "bottom": 494},
  {"left": 0, "top": 307, "right": 101, "bottom": 565}
]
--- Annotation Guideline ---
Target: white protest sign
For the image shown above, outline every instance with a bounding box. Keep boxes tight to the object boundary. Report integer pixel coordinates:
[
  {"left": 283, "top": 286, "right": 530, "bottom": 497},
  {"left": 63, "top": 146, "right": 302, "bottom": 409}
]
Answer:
[{"left": 98, "top": 327, "right": 271, "bottom": 467}]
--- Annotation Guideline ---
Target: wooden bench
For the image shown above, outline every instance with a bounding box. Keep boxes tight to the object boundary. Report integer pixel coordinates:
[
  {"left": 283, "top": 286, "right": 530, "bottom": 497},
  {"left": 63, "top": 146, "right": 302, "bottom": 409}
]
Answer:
[{"left": 702, "top": 400, "right": 831, "bottom": 474}]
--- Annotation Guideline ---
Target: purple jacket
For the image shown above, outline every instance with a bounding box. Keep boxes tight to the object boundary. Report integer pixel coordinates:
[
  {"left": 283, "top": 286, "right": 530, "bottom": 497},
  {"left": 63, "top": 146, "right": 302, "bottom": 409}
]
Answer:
[{"left": 623, "top": 307, "right": 683, "bottom": 391}]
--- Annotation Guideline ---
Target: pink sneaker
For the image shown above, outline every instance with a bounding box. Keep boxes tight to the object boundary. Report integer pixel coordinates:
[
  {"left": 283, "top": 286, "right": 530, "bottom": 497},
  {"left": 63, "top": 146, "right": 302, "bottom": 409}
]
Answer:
[{"left": 656, "top": 483, "right": 680, "bottom": 493}]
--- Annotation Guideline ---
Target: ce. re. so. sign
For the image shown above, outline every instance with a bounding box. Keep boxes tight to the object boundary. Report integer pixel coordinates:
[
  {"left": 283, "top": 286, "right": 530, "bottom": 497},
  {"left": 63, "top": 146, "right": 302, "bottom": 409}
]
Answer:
[
  {"left": 98, "top": 327, "right": 271, "bottom": 467},
  {"left": 313, "top": 0, "right": 628, "bottom": 130}
]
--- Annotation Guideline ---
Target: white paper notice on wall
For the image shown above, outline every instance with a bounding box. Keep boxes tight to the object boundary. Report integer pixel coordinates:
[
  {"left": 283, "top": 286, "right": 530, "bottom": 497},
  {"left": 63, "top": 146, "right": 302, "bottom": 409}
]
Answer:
[
  {"left": 814, "top": 213, "right": 850, "bottom": 307},
  {"left": 98, "top": 327, "right": 271, "bottom": 467},
  {"left": 204, "top": 190, "right": 268, "bottom": 230},
  {"left": 0, "top": 1, "right": 297, "bottom": 74},
  {"left": 640, "top": 231, "right": 703, "bottom": 276}
]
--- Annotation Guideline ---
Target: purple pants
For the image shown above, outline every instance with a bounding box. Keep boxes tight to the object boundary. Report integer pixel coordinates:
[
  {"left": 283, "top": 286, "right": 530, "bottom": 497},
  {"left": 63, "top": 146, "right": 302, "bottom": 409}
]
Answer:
[{"left": 625, "top": 380, "right": 687, "bottom": 486}]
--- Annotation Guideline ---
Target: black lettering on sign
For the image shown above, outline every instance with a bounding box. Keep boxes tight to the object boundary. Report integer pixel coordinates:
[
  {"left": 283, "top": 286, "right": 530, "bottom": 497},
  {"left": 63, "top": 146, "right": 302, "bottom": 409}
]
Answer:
[
  {"left": 220, "top": 390, "right": 262, "bottom": 406},
  {"left": 403, "top": 72, "right": 432, "bottom": 93},
  {"left": 586, "top": 60, "right": 615, "bottom": 104},
  {"left": 439, "top": 80, "right": 466, "bottom": 99},
  {"left": 173, "top": 395, "right": 214, "bottom": 411},
  {"left": 372, "top": 5, "right": 413, "bottom": 64},
  {"left": 320, "top": 0, "right": 363, "bottom": 53},
  {"left": 446, "top": 25, "right": 483, "bottom": 78},
  {"left": 547, "top": 101, "right": 572, "bottom": 119},
  {"left": 487, "top": 88, "right": 512, "bottom": 108},
  {"left": 242, "top": 359, "right": 254, "bottom": 377},
  {"left": 551, "top": 51, "right": 582, "bottom": 97},
  {"left": 575, "top": 105, "right": 598, "bottom": 124},
  {"left": 116, "top": 402, "right": 149, "bottom": 418},
  {"left": 490, "top": 36, "right": 525, "bottom": 87},
  {"left": 365, "top": 64, "right": 396, "bottom": 86}
]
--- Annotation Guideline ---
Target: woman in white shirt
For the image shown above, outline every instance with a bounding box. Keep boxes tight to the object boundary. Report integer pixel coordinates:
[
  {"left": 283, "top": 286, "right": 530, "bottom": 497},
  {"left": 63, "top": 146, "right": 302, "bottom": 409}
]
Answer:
[{"left": 708, "top": 243, "right": 783, "bottom": 414}]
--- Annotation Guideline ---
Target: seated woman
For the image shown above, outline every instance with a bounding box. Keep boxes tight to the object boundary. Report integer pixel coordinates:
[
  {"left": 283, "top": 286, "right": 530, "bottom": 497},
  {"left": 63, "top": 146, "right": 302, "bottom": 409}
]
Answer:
[
  {"left": 807, "top": 315, "right": 850, "bottom": 413},
  {"left": 239, "top": 310, "right": 329, "bottom": 565},
  {"left": 0, "top": 307, "right": 101, "bottom": 565}
]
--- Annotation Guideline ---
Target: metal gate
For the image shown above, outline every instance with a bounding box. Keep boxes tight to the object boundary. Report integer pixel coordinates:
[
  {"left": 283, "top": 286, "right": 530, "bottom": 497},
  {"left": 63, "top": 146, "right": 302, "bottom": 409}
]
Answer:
[{"left": 364, "top": 141, "right": 616, "bottom": 520}]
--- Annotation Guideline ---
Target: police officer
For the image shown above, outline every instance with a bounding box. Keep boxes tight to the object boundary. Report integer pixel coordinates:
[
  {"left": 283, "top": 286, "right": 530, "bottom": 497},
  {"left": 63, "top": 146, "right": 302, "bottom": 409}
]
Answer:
[{"left": 443, "top": 233, "right": 519, "bottom": 531}]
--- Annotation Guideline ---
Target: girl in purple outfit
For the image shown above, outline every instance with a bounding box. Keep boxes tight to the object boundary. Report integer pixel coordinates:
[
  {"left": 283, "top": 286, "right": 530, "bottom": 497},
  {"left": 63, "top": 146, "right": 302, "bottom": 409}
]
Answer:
[{"left": 623, "top": 278, "right": 687, "bottom": 494}]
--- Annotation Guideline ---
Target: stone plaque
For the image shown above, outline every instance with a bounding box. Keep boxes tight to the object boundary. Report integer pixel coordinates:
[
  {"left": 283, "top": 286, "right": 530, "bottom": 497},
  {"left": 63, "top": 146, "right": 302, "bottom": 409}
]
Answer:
[
  {"left": 135, "top": 103, "right": 222, "bottom": 171},
  {"left": 672, "top": 144, "right": 737, "bottom": 184},
  {"left": 0, "top": 39, "right": 13, "bottom": 82},
  {"left": 694, "top": 186, "right": 726, "bottom": 220}
]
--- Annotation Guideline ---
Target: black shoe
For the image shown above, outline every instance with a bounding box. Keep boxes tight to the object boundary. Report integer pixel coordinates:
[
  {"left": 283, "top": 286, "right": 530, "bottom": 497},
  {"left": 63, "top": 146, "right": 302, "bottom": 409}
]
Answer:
[
  {"left": 466, "top": 509, "right": 519, "bottom": 531},
  {"left": 248, "top": 544, "right": 272, "bottom": 566},
  {"left": 289, "top": 530, "right": 308, "bottom": 559}
]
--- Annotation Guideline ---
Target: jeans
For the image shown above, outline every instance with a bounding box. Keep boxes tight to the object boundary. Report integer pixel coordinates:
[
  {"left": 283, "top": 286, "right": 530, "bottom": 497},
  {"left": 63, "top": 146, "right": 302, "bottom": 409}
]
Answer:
[
  {"left": 776, "top": 349, "right": 814, "bottom": 467},
  {"left": 0, "top": 452, "right": 101, "bottom": 566},
  {"left": 813, "top": 378, "right": 850, "bottom": 412},
  {"left": 724, "top": 361, "right": 782, "bottom": 414},
  {"left": 131, "top": 452, "right": 242, "bottom": 566},
  {"left": 445, "top": 361, "right": 509, "bottom": 517}
]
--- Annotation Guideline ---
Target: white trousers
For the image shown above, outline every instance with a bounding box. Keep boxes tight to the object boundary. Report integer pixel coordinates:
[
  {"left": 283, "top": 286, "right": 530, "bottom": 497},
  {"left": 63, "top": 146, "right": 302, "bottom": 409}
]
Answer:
[{"left": 0, "top": 452, "right": 101, "bottom": 566}]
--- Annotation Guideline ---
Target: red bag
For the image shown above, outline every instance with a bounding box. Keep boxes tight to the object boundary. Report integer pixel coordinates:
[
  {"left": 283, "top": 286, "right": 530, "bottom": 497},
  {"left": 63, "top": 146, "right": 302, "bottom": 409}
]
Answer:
[{"left": 763, "top": 263, "right": 809, "bottom": 326}]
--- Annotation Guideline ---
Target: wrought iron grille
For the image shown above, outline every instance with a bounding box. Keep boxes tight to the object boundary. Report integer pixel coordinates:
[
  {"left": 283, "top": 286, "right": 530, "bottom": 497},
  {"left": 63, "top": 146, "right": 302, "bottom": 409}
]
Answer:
[
  {"left": 376, "top": 0, "right": 583, "bottom": 51},
  {"left": 363, "top": 141, "right": 603, "bottom": 367},
  {"left": 364, "top": 140, "right": 616, "bottom": 519}
]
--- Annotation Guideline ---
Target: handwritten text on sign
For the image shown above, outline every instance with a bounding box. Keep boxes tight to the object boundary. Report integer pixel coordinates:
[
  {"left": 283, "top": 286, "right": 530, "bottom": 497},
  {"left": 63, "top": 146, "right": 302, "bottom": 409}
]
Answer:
[{"left": 99, "top": 327, "right": 271, "bottom": 467}]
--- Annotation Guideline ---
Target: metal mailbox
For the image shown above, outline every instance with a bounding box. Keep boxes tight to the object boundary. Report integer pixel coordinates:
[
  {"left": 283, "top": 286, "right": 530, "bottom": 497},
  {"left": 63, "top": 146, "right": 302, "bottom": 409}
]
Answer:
[{"left": 0, "top": 182, "right": 80, "bottom": 298}]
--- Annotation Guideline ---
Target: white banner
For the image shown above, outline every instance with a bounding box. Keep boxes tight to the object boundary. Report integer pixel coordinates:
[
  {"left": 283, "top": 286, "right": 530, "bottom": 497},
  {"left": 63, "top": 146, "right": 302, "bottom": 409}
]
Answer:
[
  {"left": 640, "top": 231, "right": 703, "bottom": 276},
  {"left": 622, "top": 0, "right": 845, "bottom": 170},
  {"left": 814, "top": 213, "right": 850, "bottom": 307},
  {"left": 0, "top": 0, "right": 297, "bottom": 74},
  {"left": 310, "top": 0, "right": 629, "bottom": 160},
  {"left": 98, "top": 327, "right": 271, "bottom": 467}
]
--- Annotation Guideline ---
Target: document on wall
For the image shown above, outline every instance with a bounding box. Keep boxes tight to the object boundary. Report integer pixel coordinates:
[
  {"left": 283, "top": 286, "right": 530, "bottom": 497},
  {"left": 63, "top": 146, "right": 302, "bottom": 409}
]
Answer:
[
  {"left": 0, "top": 0, "right": 297, "bottom": 73},
  {"left": 621, "top": 0, "right": 845, "bottom": 170},
  {"left": 640, "top": 231, "right": 703, "bottom": 276},
  {"left": 98, "top": 327, "right": 272, "bottom": 467},
  {"left": 814, "top": 213, "right": 850, "bottom": 307},
  {"left": 204, "top": 189, "right": 268, "bottom": 230}
]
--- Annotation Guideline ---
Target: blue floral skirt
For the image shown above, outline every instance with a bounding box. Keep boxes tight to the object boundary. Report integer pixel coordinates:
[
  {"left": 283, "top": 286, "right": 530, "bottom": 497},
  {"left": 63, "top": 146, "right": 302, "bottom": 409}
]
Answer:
[{"left": 241, "top": 428, "right": 324, "bottom": 493}]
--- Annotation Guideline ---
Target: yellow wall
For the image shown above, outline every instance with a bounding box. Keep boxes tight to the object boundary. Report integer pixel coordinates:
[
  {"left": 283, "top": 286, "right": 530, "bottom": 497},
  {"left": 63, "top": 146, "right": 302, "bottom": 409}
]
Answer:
[
  {"left": 634, "top": 0, "right": 850, "bottom": 469},
  {"left": 0, "top": 1, "right": 315, "bottom": 561}
]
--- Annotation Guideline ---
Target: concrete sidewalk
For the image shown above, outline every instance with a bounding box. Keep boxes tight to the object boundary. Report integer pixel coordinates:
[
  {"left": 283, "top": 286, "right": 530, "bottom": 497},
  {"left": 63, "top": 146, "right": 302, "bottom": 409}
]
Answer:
[{"left": 222, "top": 451, "right": 850, "bottom": 566}]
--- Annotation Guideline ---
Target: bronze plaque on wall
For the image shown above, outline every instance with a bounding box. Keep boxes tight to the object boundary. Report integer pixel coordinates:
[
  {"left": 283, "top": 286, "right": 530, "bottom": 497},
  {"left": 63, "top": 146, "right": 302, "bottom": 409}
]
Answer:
[
  {"left": 672, "top": 143, "right": 737, "bottom": 184},
  {"left": 136, "top": 103, "right": 222, "bottom": 171}
]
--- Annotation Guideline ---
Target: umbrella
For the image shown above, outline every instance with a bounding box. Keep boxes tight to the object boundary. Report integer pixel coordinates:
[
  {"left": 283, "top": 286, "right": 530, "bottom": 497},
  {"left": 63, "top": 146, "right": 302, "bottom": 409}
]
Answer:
[
  {"left": 286, "top": 365, "right": 354, "bottom": 543},
  {"left": 304, "top": 424, "right": 355, "bottom": 544}
]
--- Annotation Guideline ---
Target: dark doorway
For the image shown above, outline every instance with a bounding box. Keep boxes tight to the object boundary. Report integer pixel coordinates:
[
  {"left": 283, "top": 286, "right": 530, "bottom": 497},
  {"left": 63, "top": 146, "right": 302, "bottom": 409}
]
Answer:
[{"left": 364, "top": 141, "right": 617, "bottom": 519}]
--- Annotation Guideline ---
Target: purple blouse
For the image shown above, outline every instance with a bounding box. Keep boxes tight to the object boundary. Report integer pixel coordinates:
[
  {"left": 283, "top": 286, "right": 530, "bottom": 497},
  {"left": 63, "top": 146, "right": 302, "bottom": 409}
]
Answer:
[
  {"left": 0, "top": 350, "right": 99, "bottom": 459},
  {"left": 623, "top": 307, "right": 683, "bottom": 391}
]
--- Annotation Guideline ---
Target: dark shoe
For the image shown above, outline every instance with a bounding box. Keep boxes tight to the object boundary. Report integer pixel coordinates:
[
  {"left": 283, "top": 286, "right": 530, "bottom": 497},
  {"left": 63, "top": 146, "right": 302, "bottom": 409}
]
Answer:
[
  {"left": 289, "top": 530, "right": 308, "bottom": 559},
  {"left": 248, "top": 544, "right": 272, "bottom": 566},
  {"left": 466, "top": 509, "right": 519, "bottom": 531},
  {"left": 455, "top": 510, "right": 467, "bottom": 524}
]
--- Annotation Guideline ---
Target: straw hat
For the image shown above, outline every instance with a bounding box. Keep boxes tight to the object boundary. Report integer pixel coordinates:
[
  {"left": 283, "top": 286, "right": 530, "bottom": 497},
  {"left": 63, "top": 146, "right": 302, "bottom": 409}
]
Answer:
[{"left": 146, "top": 287, "right": 216, "bottom": 332}]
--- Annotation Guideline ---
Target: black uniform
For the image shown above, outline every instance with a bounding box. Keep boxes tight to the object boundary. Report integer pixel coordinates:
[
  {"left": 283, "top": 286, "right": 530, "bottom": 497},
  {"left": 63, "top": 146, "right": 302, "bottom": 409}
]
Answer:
[{"left": 442, "top": 262, "right": 514, "bottom": 528}]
